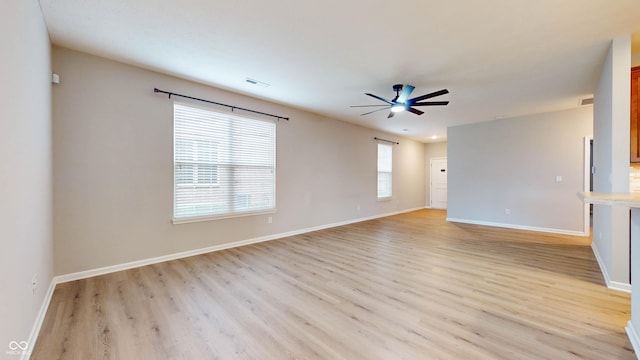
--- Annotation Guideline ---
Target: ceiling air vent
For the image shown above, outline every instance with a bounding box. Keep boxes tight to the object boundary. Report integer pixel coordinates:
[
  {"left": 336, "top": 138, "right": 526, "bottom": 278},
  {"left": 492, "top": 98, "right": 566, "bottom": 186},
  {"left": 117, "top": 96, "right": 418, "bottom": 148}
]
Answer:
[
  {"left": 580, "top": 97, "right": 594, "bottom": 106},
  {"left": 245, "top": 78, "right": 270, "bottom": 88}
]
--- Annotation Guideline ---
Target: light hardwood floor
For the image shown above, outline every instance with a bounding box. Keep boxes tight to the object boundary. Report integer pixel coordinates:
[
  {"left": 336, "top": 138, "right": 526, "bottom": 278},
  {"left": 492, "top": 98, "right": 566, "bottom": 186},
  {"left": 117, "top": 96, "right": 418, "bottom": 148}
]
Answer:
[{"left": 32, "top": 209, "right": 635, "bottom": 359}]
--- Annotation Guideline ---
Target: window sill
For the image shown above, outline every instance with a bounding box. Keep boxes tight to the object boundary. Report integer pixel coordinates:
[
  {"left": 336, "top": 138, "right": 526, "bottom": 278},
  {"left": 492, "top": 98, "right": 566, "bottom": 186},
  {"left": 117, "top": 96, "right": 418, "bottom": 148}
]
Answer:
[
  {"left": 377, "top": 196, "right": 393, "bottom": 202},
  {"left": 173, "top": 208, "right": 277, "bottom": 225}
]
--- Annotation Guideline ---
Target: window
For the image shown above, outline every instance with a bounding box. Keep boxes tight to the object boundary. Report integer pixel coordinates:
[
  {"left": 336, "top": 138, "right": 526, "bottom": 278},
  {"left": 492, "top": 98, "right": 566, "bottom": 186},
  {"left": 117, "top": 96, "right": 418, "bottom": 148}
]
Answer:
[
  {"left": 175, "top": 138, "right": 218, "bottom": 186},
  {"left": 377, "top": 143, "right": 392, "bottom": 199},
  {"left": 174, "top": 103, "right": 276, "bottom": 222}
]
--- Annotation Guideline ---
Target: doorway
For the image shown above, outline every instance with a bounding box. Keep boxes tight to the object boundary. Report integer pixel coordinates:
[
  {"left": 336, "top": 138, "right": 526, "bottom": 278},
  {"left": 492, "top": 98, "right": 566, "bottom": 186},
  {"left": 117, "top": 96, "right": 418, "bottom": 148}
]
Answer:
[{"left": 430, "top": 157, "right": 448, "bottom": 209}]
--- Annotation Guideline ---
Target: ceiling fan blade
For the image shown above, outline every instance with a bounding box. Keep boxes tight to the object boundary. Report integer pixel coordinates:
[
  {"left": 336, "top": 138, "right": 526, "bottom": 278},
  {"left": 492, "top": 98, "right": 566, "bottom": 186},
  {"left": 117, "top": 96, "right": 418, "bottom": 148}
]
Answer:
[
  {"left": 350, "top": 104, "right": 390, "bottom": 108},
  {"left": 397, "top": 85, "right": 415, "bottom": 103},
  {"left": 408, "top": 89, "right": 449, "bottom": 103},
  {"left": 360, "top": 107, "right": 391, "bottom": 116},
  {"left": 407, "top": 107, "right": 424, "bottom": 115},
  {"left": 365, "top": 93, "right": 393, "bottom": 105},
  {"left": 387, "top": 111, "right": 395, "bottom": 119},
  {"left": 412, "top": 101, "right": 449, "bottom": 106}
]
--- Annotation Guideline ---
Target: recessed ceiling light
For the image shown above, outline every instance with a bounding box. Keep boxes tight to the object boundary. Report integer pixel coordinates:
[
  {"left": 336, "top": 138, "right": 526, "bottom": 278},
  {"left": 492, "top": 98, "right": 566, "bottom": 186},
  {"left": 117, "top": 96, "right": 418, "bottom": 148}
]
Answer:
[{"left": 431, "top": 135, "right": 437, "bottom": 139}]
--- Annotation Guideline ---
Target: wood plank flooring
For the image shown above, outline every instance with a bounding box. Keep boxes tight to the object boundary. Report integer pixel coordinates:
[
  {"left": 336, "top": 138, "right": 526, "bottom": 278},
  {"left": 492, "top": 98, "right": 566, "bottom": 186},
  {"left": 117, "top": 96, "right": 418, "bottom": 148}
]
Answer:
[{"left": 32, "top": 209, "right": 635, "bottom": 359}]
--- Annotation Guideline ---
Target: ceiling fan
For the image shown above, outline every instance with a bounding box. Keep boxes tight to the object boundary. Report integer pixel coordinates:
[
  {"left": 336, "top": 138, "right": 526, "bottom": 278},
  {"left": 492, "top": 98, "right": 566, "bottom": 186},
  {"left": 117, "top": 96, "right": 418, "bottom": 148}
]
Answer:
[{"left": 351, "top": 84, "right": 449, "bottom": 118}]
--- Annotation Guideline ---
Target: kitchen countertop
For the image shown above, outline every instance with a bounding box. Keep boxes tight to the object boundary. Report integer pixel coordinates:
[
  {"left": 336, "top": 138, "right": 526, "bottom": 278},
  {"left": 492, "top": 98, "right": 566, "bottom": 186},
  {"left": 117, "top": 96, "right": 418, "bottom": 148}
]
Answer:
[{"left": 579, "top": 192, "right": 640, "bottom": 208}]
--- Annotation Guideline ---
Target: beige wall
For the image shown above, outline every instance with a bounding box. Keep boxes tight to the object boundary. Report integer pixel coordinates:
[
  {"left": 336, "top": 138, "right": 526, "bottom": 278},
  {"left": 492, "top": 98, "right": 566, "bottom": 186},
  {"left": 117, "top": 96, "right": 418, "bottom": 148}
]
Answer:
[
  {"left": 447, "top": 106, "right": 593, "bottom": 234},
  {"left": 52, "top": 47, "right": 426, "bottom": 275},
  {"left": 424, "top": 141, "right": 447, "bottom": 207},
  {"left": 1, "top": 0, "right": 53, "bottom": 353}
]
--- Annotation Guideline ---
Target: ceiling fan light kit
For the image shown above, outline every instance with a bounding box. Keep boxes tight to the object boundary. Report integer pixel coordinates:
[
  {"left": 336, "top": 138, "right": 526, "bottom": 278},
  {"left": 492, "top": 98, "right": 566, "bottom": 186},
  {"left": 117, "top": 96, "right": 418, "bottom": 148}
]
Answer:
[
  {"left": 351, "top": 84, "right": 449, "bottom": 118},
  {"left": 391, "top": 104, "right": 406, "bottom": 113}
]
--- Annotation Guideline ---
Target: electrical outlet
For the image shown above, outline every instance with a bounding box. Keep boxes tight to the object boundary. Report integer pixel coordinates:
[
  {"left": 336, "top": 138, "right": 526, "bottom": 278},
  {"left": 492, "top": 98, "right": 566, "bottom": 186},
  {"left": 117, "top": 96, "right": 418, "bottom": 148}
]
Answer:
[
  {"left": 31, "top": 275, "right": 37, "bottom": 294},
  {"left": 357, "top": 205, "right": 360, "bottom": 211},
  {"left": 268, "top": 216, "right": 273, "bottom": 224},
  {"left": 505, "top": 208, "right": 511, "bottom": 215}
]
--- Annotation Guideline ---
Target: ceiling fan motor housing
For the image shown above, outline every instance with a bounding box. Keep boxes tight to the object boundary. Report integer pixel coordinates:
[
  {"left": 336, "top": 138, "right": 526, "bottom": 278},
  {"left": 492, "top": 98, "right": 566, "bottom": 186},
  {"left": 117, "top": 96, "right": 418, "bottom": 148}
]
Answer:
[{"left": 352, "top": 84, "right": 449, "bottom": 118}]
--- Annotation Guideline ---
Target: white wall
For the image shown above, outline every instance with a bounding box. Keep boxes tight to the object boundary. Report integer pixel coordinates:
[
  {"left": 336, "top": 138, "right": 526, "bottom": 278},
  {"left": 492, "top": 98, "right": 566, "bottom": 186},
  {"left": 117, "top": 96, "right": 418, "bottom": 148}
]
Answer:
[
  {"left": 592, "top": 35, "right": 631, "bottom": 288},
  {"left": 447, "top": 106, "right": 593, "bottom": 235},
  {"left": 424, "top": 141, "right": 447, "bottom": 207},
  {"left": 52, "top": 47, "right": 426, "bottom": 276},
  {"left": 0, "top": 0, "right": 53, "bottom": 355}
]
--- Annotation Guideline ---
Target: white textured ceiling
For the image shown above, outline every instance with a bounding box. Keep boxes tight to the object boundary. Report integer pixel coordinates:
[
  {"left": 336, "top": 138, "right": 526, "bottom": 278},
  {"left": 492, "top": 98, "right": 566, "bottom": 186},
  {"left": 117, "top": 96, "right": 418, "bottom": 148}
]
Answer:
[{"left": 39, "top": 0, "right": 640, "bottom": 142}]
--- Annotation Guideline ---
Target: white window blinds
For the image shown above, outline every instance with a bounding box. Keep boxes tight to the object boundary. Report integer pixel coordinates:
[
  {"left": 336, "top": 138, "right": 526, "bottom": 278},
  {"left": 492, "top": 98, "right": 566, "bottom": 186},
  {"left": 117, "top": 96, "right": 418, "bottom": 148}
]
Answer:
[
  {"left": 174, "top": 103, "right": 276, "bottom": 221},
  {"left": 377, "top": 143, "right": 392, "bottom": 199}
]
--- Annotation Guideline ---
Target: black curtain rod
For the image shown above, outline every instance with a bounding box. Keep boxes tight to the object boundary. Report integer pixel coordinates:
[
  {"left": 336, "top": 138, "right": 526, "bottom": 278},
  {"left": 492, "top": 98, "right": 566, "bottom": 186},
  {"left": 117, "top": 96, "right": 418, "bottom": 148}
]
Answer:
[
  {"left": 374, "top": 137, "right": 399, "bottom": 145},
  {"left": 154, "top": 88, "right": 289, "bottom": 121}
]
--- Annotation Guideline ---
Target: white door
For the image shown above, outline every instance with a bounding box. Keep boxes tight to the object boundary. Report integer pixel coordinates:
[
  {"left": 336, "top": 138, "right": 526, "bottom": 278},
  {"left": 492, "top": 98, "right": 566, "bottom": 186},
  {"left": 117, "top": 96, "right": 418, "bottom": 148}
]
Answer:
[{"left": 430, "top": 157, "right": 447, "bottom": 209}]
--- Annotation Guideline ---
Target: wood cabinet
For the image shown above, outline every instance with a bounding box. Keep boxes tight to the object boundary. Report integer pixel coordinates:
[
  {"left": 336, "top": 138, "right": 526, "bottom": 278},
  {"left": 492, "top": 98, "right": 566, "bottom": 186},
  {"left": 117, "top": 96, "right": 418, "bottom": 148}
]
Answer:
[{"left": 632, "top": 66, "right": 640, "bottom": 162}]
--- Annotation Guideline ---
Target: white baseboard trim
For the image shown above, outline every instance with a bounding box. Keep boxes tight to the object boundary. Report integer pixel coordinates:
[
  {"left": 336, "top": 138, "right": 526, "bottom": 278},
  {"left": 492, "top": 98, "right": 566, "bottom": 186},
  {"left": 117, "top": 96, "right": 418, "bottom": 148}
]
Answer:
[
  {"left": 591, "top": 243, "right": 632, "bottom": 293},
  {"left": 591, "top": 242, "right": 612, "bottom": 283},
  {"left": 626, "top": 321, "right": 640, "bottom": 357},
  {"left": 609, "top": 281, "right": 632, "bottom": 293},
  {"left": 445, "top": 217, "right": 587, "bottom": 237},
  {"left": 22, "top": 278, "right": 56, "bottom": 360},
  {"left": 55, "top": 207, "right": 424, "bottom": 284}
]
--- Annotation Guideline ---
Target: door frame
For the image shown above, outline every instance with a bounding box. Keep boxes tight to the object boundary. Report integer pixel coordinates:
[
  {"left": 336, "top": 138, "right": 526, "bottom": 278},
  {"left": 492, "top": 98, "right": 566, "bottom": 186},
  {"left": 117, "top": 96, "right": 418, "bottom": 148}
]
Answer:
[{"left": 583, "top": 136, "right": 592, "bottom": 236}]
